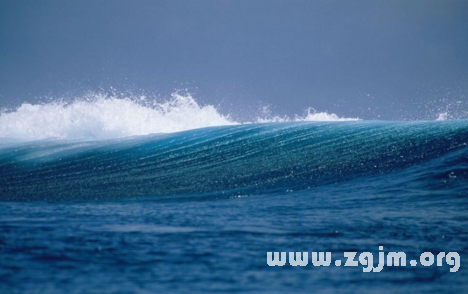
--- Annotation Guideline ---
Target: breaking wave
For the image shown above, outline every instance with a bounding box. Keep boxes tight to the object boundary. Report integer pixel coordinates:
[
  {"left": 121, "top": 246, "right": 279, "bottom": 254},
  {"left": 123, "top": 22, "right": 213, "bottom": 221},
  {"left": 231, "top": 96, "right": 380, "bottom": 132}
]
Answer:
[
  {"left": 1, "top": 120, "right": 467, "bottom": 201},
  {"left": 0, "top": 93, "right": 358, "bottom": 141}
]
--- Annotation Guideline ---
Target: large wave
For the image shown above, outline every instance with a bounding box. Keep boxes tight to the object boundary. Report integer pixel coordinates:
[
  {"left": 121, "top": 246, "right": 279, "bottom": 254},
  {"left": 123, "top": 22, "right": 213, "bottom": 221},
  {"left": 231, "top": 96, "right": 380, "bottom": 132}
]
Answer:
[
  {"left": 0, "top": 93, "right": 358, "bottom": 141},
  {"left": 1, "top": 120, "right": 467, "bottom": 201}
]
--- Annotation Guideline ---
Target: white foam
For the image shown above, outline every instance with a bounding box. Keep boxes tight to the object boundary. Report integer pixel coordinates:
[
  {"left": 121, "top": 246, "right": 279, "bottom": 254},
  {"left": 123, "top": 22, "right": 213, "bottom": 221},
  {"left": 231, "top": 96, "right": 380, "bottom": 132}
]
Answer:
[
  {"left": 295, "top": 108, "right": 360, "bottom": 122},
  {"left": 257, "top": 107, "right": 359, "bottom": 123},
  {"left": 436, "top": 112, "right": 448, "bottom": 121},
  {"left": 0, "top": 93, "right": 235, "bottom": 141},
  {"left": 0, "top": 93, "right": 359, "bottom": 141}
]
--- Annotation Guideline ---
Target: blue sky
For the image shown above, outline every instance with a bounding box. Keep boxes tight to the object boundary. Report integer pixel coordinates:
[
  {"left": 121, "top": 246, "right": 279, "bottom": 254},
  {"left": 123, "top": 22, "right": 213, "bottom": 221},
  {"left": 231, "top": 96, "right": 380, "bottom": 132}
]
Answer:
[{"left": 1, "top": 0, "right": 467, "bottom": 120}]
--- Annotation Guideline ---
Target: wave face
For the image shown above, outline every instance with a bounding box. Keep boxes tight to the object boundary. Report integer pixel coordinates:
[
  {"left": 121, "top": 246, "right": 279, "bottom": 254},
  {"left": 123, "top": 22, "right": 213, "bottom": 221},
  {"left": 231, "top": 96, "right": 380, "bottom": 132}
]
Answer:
[{"left": 1, "top": 120, "right": 467, "bottom": 201}]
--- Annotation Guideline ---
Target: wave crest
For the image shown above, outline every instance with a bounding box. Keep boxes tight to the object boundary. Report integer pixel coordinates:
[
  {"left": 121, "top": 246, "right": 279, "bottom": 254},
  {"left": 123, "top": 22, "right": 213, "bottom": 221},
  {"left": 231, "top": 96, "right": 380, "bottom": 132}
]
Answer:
[
  {"left": 0, "top": 93, "right": 358, "bottom": 141},
  {"left": 0, "top": 93, "right": 235, "bottom": 140}
]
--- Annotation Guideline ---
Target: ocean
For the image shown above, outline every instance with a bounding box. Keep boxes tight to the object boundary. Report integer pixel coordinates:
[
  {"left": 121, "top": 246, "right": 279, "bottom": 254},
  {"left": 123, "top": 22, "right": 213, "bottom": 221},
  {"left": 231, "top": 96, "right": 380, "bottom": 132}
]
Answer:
[{"left": 0, "top": 96, "right": 467, "bottom": 293}]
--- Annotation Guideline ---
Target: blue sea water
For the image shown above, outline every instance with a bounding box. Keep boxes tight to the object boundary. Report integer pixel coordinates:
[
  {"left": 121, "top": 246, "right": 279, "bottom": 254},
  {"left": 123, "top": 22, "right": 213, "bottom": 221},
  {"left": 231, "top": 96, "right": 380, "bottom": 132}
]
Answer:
[{"left": 0, "top": 120, "right": 467, "bottom": 293}]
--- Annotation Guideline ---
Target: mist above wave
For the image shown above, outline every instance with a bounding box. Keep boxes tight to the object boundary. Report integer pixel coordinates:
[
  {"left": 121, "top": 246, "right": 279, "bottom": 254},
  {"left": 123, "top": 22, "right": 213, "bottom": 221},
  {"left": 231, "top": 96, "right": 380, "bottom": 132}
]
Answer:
[{"left": 0, "top": 93, "right": 358, "bottom": 141}]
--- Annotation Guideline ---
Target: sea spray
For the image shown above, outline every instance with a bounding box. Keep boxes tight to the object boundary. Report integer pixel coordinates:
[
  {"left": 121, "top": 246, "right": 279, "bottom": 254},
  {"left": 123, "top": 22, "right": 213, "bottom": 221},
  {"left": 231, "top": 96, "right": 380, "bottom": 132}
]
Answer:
[
  {"left": 0, "top": 92, "right": 358, "bottom": 141},
  {"left": 0, "top": 93, "right": 235, "bottom": 140}
]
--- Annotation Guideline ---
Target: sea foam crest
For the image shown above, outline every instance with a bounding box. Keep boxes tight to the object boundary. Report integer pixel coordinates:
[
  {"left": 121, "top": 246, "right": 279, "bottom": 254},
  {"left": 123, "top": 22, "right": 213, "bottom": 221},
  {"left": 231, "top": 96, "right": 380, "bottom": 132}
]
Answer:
[
  {"left": 256, "top": 107, "right": 359, "bottom": 123},
  {"left": 0, "top": 93, "right": 358, "bottom": 141},
  {"left": 0, "top": 93, "right": 235, "bottom": 141}
]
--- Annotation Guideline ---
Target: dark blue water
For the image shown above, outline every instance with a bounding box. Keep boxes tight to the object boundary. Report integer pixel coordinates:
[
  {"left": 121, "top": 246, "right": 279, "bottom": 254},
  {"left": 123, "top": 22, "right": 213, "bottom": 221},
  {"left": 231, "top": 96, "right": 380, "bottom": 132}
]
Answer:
[{"left": 1, "top": 121, "right": 467, "bottom": 293}]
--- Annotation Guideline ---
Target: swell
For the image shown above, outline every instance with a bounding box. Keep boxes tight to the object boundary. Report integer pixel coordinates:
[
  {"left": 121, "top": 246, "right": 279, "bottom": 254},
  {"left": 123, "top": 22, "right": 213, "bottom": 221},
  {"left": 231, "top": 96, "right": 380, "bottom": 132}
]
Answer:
[{"left": 0, "top": 120, "right": 467, "bottom": 201}]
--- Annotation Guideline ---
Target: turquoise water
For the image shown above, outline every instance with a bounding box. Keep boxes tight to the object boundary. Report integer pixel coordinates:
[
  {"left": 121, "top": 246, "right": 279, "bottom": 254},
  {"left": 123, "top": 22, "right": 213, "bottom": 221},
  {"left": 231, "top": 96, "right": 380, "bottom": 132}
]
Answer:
[{"left": 1, "top": 121, "right": 467, "bottom": 293}]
